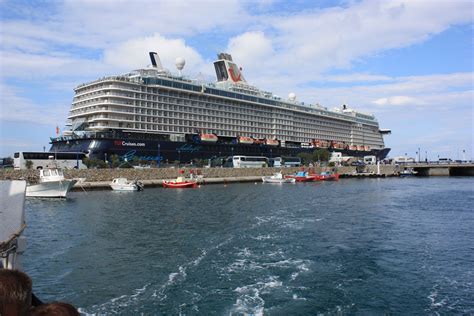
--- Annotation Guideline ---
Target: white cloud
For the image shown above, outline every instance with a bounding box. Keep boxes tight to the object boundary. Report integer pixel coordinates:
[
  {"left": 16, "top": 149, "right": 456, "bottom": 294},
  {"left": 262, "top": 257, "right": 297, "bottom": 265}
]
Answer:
[
  {"left": 1, "top": 0, "right": 250, "bottom": 52},
  {"left": 225, "top": 0, "right": 473, "bottom": 94},
  {"left": 0, "top": 83, "right": 68, "bottom": 125},
  {"left": 372, "top": 96, "right": 420, "bottom": 106},
  {"left": 324, "top": 73, "right": 393, "bottom": 83},
  {"left": 103, "top": 34, "right": 205, "bottom": 75}
]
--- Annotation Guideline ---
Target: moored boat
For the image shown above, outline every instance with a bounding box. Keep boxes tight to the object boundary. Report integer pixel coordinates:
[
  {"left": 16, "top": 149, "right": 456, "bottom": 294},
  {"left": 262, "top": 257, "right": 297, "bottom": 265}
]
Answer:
[
  {"left": 26, "top": 168, "right": 77, "bottom": 198},
  {"left": 315, "top": 172, "right": 340, "bottom": 181},
  {"left": 110, "top": 178, "right": 144, "bottom": 191},
  {"left": 262, "top": 172, "right": 296, "bottom": 184},
  {"left": 285, "top": 171, "right": 318, "bottom": 182},
  {"left": 163, "top": 176, "right": 197, "bottom": 188},
  {"left": 399, "top": 168, "right": 418, "bottom": 177}
]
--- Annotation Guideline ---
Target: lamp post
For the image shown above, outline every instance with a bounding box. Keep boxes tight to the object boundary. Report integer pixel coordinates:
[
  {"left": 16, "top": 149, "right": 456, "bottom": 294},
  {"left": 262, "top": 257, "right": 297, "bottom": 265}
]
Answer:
[
  {"left": 425, "top": 151, "right": 427, "bottom": 163},
  {"left": 418, "top": 147, "right": 420, "bottom": 163},
  {"left": 415, "top": 151, "right": 418, "bottom": 163},
  {"left": 157, "top": 144, "right": 161, "bottom": 168}
]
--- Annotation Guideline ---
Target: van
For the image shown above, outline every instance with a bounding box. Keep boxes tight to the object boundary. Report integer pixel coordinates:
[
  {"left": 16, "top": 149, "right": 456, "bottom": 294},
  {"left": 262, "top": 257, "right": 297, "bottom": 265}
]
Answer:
[
  {"left": 438, "top": 158, "right": 452, "bottom": 164},
  {"left": 363, "top": 155, "right": 376, "bottom": 165}
]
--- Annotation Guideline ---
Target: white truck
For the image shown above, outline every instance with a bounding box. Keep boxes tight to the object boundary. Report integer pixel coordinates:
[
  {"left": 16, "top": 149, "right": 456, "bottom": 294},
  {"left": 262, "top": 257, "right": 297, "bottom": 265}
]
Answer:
[{"left": 363, "top": 155, "right": 377, "bottom": 165}]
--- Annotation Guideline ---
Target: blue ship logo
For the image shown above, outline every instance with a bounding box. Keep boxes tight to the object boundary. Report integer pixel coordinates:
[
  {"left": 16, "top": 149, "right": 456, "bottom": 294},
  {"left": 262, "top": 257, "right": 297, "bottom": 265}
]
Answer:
[
  {"left": 121, "top": 150, "right": 161, "bottom": 162},
  {"left": 177, "top": 144, "right": 202, "bottom": 153}
]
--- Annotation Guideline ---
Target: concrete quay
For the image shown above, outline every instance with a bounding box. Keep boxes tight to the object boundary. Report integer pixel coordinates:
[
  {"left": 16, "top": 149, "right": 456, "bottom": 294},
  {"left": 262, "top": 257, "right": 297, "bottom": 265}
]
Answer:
[
  {"left": 1, "top": 163, "right": 471, "bottom": 191},
  {"left": 404, "top": 162, "right": 474, "bottom": 176}
]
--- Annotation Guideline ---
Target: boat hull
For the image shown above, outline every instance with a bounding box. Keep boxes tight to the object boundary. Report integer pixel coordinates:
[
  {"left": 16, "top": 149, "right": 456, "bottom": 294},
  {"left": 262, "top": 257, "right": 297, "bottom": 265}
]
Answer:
[
  {"left": 311, "top": 173, "right": 340, "bottom": 181},
  {"left": 262, "top": 177, "right": 295, "bottom": 184},
  {"left": 50, "top": 135, "right": 391, "bottom": 164},
  {"left": 285, "top": 175, "right": 317, "bottom": 182},
  {"left": 110, "top": 184, "right": 141, "bottom": 191},
  {"left": 162, "top": 181, "right": 197, "bottom": 188},
  {"left": 26, "top": 180, "right": 77, "bottom": 198}
]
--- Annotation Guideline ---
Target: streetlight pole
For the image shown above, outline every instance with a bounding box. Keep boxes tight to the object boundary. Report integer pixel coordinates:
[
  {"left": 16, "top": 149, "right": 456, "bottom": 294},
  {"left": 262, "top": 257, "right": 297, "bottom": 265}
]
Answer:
[
  {"left": 157, "top": 144, "right": 161, "bottom": 168},
  {"left": 418, "top": 147, "right": 420, "bottom": 163}
]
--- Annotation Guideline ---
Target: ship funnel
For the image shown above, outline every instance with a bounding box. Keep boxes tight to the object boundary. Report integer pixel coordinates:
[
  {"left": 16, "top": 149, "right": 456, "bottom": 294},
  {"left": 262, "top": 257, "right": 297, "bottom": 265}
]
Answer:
[{"left": 149, "top": 52, "right": 164, "bottom": 70}]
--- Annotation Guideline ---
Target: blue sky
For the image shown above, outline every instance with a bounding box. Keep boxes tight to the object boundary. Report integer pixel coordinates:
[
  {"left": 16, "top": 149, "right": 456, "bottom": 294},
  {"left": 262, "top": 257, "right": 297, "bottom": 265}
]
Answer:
[{"left": 0, "top": 0, "right": 473, "bottom": 160}]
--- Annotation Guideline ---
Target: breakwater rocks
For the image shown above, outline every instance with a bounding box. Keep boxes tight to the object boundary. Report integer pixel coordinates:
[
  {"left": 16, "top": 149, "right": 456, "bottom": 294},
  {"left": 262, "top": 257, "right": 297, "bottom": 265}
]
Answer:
[{"left": 0, "top": 165, "right": 398, "bottom": 184}]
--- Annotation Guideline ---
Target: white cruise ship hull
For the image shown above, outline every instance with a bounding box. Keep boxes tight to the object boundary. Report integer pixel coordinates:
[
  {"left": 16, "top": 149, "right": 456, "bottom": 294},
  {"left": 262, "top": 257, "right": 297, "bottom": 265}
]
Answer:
[{"left": 26, "top": 180, "right": 77, "bottom": 198}]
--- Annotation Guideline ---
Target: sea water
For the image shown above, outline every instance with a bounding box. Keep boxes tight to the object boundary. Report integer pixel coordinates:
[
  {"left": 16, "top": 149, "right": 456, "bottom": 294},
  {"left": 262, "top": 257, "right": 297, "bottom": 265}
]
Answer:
[{"left": 23, "top": 177, "right": 474, "bottom": 314}]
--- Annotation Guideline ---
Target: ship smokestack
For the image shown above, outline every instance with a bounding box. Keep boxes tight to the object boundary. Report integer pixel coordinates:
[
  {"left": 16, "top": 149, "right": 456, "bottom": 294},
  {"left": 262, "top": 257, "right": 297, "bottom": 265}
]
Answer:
[{"left": 149, "top": 52, "right": 164, "bottom": 69}]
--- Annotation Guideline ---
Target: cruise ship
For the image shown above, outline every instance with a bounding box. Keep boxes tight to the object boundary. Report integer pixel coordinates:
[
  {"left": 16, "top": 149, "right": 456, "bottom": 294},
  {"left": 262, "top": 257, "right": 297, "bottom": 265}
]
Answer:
[{"left": 50, "top": 52, "right": 391, "bottom": 164}]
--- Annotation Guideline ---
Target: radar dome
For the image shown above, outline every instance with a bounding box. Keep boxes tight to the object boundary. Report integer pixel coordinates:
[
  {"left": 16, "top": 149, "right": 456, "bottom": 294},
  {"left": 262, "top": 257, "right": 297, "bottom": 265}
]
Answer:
[
  {"left": 175, "top": 57, "right": 186, "bottom": 71},
  {"left": 288, "top": 93, "right": 296, "bottom": 101}
]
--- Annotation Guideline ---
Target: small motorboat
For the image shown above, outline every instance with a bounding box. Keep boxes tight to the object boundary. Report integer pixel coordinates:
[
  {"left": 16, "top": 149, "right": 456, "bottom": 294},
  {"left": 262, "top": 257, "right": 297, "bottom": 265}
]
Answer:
[
  {"left": 285, "top": 171, "right": 318, "bottom": 182},
  {"left": 110, "top": 178, "right": 144, "bottom": 191},
  {"left": 313, "top": 172, "right": 340, "bottom": 181},
  {"left": 262, "top": 172, "right": 296, "bottom": 184},
  {"left": 26, "top": 168, "right": 77, "bottom": 198},
  {"left": 399, "top": 168, "right": 418, "bottom": 177},
  {"left": 163, "top": 176, "right": 197, "bottom": 188}
]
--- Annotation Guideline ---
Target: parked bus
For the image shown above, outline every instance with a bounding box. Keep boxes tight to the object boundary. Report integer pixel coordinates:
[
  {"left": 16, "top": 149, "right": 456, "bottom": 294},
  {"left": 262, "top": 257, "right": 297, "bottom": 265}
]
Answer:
[
  {"left": 13, "top": 151, "right": 87, "bottom": 170},
  {"left": 224, "top": 156, "right": 268, "bottom": 168},
  {"left": 393, "top": 156, "right": 415, "bottom": 164},
  {"left": 270, "top": 157, "right": 302, "bottom": 167}
]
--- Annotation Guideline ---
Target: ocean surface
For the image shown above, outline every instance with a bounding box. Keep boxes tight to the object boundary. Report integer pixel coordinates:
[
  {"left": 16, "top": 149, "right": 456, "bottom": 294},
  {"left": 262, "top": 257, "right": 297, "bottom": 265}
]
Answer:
[{"left": 23, "top": 177, "right": 474, "bottom": 315}]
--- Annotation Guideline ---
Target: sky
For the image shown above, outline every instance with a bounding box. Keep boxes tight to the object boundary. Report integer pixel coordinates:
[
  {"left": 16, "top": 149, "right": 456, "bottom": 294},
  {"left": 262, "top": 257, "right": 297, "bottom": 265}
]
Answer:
[{"left": 0, "top": 0, "right": 473, "bottom": 160}]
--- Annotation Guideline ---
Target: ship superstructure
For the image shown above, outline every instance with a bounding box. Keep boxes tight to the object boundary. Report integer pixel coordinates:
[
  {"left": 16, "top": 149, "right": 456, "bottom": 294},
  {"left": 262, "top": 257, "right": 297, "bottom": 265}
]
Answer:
[{"left": 51, "top": 52, "right": 390, "bottom": 162}]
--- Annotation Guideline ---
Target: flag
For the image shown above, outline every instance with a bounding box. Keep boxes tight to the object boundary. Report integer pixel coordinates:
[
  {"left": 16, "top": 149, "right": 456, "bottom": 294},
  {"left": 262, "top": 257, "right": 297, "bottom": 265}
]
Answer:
[{"left": 56, "top": 126, "right": 60, "bottom": 136}]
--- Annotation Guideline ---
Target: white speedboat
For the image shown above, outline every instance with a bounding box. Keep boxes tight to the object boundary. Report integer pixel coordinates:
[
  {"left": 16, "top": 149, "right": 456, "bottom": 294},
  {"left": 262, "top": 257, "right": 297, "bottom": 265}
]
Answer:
[
  {"left": 110, "top": 178, "right": 144, "bottom": 191},
  {"left": 399, "top": 168, "right": 418, "bottom": 177},
  {"left": 26, "top": 168, "right": 77, "bottom": 198},
  {"left": 262, "top": 172, "right": 296, "bottom": 184}
]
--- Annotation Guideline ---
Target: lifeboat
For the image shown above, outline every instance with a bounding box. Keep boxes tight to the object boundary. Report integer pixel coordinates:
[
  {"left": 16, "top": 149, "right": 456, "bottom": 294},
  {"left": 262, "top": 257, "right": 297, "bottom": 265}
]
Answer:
[
  {"left": 238, "top": 136, "right": 254, "bottom": 144},
  {"left": 312, "top": 140, "right": 321, "bottom": 148},
  {"left": 364, "top": 145, "right": 371, "bottom": 151},
  {"left": 349, "top": 145, "right": 358, "bottom": 151},
  {"left": 265, "top": 139, "right": 279, "bottom": 146},
  {"left": 200, "top": 133, "right": 218, "bottom": 143},
  {"left": 358, "top": 145, "right": 365, "bottom": 151}
]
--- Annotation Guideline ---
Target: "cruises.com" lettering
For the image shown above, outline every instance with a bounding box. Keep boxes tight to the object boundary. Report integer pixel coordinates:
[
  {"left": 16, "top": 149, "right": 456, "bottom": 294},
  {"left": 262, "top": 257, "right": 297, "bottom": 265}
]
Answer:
[{"left": 116, "top": 141, "right": 146, "bottom": 147}]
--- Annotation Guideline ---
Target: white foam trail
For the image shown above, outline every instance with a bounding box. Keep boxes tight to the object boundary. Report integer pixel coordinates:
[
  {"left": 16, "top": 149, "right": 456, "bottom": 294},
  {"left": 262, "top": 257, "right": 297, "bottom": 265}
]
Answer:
[{"left": 230, "top": 276, "right": 282, "bottom": 316}]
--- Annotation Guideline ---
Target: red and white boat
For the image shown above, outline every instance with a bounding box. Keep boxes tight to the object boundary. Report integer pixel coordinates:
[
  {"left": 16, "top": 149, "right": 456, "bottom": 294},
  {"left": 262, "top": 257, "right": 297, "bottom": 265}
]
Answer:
[
  {"left": 162, "top": 176, "right": 197, "bottom": 188},
  {"left": 200, "top": 133, "right": 218, "bottom": 143},
  {"left": 311, "top": 172, "right": 340, "bottom": 181},
  {"left": 285, "top": 171, "right": 318, "bottom": 182}
]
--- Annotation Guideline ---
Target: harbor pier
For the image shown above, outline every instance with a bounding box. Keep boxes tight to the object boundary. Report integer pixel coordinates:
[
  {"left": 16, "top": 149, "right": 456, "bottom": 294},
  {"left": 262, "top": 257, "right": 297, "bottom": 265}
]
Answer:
[{"left": 405, "top": 163, "right": 474, "bottom": 176}]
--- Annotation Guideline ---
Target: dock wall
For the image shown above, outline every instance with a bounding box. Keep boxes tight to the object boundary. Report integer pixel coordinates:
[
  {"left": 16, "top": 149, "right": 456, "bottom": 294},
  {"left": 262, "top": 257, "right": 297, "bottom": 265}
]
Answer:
[{"left": 0, "top": 165, "right": 397, "bottom": 183}]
